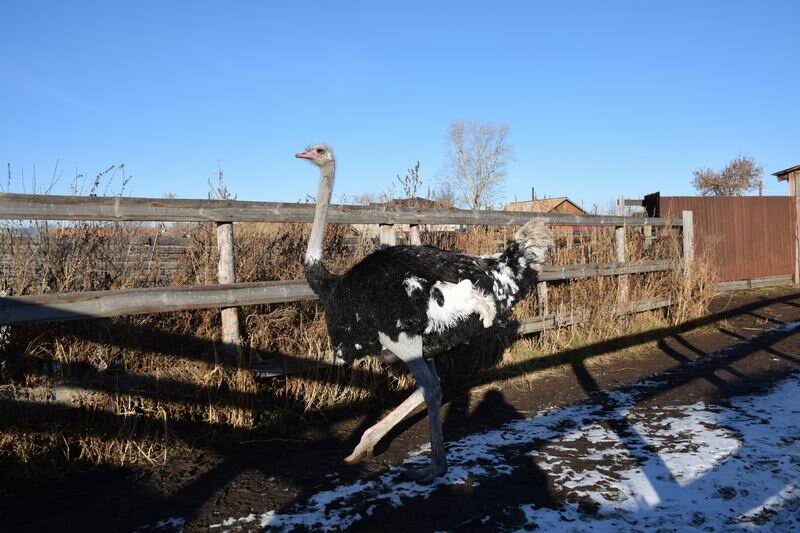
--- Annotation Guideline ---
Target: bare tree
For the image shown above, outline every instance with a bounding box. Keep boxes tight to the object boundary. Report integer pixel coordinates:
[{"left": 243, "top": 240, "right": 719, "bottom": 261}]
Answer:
[
  {"left": 692, "top": 155, "right": 764, "bottom": 196},
  {"left": 445, "top": 121, "right": 512, "bottom": 210}
]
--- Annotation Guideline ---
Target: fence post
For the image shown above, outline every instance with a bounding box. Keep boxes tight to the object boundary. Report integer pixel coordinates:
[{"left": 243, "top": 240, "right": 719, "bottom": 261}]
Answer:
[
  {"left": 409, "top": 224, "right": 422, "bottom": 246},
  {"left": 615, "top": 225, "right": 628, "bottom": 305},
  {"left": 216, "top": 221, "right": 240, "bottom": 363},
  {"left": 536, "top": 281, "right": 549, "bottom": 316},
  {"left": 616, "top": 196, "right": 628, "bottom": 306},
  {"left": 682, "top": 210, "right": 694, "bottom": 274},
  {"left": 379, "top": 223, "right": 396, "bottom": 246}
]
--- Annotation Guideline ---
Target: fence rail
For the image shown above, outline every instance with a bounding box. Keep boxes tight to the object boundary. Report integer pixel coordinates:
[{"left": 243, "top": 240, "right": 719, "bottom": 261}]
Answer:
[
  {"left": 714, "top": 274, "right": 794, "bottom": 293},
  {"left": 0, "top": 192, "right": 682, "bottom": 226},
  {"left": 0, "top": 192, "right": 691, "bottom": 375},
  {"left": 0, "top": 260, "right": 675, "bottom": 326}
]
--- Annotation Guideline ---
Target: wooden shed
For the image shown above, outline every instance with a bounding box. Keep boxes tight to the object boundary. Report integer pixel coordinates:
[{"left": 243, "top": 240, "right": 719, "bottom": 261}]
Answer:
[{"left": 503, "top": 197, "right": 586, "bottom": 215}]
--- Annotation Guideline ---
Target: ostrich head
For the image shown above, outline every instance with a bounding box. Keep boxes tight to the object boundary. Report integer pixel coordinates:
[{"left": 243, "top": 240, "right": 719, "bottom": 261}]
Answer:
[{"left": 295, "top": 144, "right": 334, "bottom": 166}]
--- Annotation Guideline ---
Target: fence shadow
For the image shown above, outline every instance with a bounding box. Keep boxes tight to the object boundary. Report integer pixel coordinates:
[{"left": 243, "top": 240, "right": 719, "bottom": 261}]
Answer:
[{"left": 0, "top": 290, "right": 798, "bottom": 530}]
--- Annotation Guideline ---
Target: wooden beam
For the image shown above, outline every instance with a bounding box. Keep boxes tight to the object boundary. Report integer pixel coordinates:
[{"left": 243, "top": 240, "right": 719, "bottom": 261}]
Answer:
[
  {"left": 379, "top": 224, "right": 396, "bottom": 246},
  {"left": 714, "top": 274, "right": 794, "bottom": 293},
  {"left": 643, "top": 223, "right": 653, "bottom": 250},
  {"left": 682, "top": 210, "right": 694, "bottom": 273},
  {"left": 0, "top": 280, "right": 316, "bottom": 325},
  {"left": 0, "top": 193, "right": 683, "bottom": 227},
  {"left": 536, "top": 281, "right": 549, "bottom": 315},
  {"left": 615, "top": 226, "right": 628, "bottom": 304},
  {"left": 617, "top": 297, "right": 672, "bottom": 315},
  {"left": 0, "top": 261, "right": 675, "bottom": 326},
  {"left": 252, "top": 297, "right": 674, "bottom": 378},
  {"left": 409, "top": 224, "right": 422, "bottom": 246},
  {"left": 537, "top": 259, "right": 673, "bottom": 281},
  {"left": 216, "top": 222, "right": 240, "bottom": 363}
]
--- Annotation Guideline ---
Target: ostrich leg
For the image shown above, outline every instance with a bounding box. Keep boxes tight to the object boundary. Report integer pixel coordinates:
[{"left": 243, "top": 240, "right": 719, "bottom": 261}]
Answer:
[
  {"left": 345, "top": 388, "right": 425, "bottom": 464},
  {"left": 374, "top": 333, "right": 447, "bottom": 483},
  {"left": 344, "top": 358, "right": 442, "bottom": 465},
  {"left": 402, "top": 356, "right": 448, "bottom": 483}
]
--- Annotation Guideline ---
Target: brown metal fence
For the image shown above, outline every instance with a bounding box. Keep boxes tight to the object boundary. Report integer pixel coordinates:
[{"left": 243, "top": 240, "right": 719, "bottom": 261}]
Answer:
[{"left": 645, "top": 194, "right": 796, "bottom": 282}]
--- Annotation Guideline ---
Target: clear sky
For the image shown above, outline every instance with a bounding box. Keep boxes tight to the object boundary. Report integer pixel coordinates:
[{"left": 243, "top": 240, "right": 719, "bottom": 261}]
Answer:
[{"left": 1, "top": 1, "right": 798, "bottom": 209}]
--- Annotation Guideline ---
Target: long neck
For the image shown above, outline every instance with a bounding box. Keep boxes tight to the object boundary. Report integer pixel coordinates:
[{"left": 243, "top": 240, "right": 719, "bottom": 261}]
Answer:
[{"left": 305, "top": 161, "right": 335, "bottom": 265}]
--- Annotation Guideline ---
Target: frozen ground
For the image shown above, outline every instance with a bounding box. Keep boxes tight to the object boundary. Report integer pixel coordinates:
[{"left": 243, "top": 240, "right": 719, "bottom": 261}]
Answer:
[{"left": 149, "top": 322, "right": 800, "bottom": 531}]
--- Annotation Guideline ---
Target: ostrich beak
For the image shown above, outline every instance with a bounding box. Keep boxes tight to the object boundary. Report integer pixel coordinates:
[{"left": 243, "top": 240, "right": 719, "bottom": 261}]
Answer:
[{"left": 295, "top": 151, "right": 318, "bottom": 160}]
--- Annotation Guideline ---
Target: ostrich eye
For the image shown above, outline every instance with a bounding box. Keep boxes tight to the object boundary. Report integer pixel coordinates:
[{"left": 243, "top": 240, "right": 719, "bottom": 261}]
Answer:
[{"left": 316, "top": 148, "right": 325, "bottom": 154}]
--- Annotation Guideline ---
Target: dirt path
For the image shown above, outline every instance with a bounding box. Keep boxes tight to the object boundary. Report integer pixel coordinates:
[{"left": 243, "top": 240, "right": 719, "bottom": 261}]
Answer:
[{"left": 3, "top": 289, "right": 800, "bottom": 532}]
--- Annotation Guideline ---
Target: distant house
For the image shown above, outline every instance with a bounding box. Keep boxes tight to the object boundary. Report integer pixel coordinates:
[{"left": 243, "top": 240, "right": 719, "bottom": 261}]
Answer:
[{"left": 502, "top": 197, "right": 586, "bottom": 215}]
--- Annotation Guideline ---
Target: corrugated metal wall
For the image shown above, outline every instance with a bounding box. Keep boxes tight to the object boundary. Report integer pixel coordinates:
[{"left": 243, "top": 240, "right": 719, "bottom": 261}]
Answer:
[{"left": 655, "top": 196, "right": 796, "bottom": 282}]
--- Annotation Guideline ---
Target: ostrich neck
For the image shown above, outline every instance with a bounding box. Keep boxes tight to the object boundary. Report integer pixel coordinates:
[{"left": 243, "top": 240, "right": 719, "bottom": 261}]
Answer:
[{"left": 305, "top": 161, "right": 335, "bottom": 265}]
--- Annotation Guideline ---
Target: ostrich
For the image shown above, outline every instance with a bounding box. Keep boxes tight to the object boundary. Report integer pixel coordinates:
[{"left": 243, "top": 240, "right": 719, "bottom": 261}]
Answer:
[{"left": 296, "top": 144, "right": 553, "bottom": 483}]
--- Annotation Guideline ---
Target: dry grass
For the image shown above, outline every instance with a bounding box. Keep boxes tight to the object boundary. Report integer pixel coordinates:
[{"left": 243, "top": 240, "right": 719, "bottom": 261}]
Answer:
[{"left": 0, "top": 217, "right": 715, "bottom": 477}]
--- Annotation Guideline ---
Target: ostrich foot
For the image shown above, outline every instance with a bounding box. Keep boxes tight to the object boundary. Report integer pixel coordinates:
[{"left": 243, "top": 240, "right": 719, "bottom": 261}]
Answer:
[
  {"left": 343, "top": 442, "right": 373, "bottom": 465},
  {"left": 403, "top": 459, "right": 448, "bottom": 485}
]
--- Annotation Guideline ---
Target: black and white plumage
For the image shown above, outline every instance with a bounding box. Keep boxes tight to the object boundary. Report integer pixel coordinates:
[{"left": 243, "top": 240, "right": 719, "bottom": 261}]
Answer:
[
  {"left": 307, "top": 230, "right": 550, "bottom": 362},
  {"left": 296, "top": 144, "right": 553, "bottom": 483}
]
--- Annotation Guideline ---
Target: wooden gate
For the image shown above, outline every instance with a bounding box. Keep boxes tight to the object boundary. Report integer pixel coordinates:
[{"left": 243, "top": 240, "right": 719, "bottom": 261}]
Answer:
[{"left": 645, "top": 193, "right": 796, "bottom": 285}]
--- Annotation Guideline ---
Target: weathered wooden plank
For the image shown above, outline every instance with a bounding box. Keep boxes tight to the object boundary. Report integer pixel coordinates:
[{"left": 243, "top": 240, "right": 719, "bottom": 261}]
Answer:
[
  {"left": 0, "top": 193, "right": 683, "bottom": 227},
  {"left": 251, "top": 297, "right": 673, "bottom": 378},
  {"left": 516, "top": 309, "right": 589, "bottom": 335},
  {"left": 409, "top": 225, "right": 422, "bottom": 246},
  {"left": 714, "top": 280, "right": 749, "bottom": 292},
  {"left": 379, "top": 224, "right": 396, "bottom": 246},
  {"left": 616, "top": 198, "right": 629, "bottom": 305},
  {"left": 0, "top": 260, "right": 676, "bottom": 325},
  {"left": 714, "top": 274, "right": 794, "bottom": 292},
  {"left": 615, "top": 226, "right": 628, "bottom": 304},
  {"left": 643, "top": 223, "right": 653, "bottom": 250},
  {"left": 0, "top": 280, "right": 316, "bottom": 325},
  {"left": 750, "top": 274, "right": 795, "bottom": 285},
  {"left": 617, "top": 297, "right": 673, "bottom": 315},
  {"left": 536, "top": 281, "right": 549, "bottom": 315},
  {"left": 538, "top": 260, "right": 673, "bottom": 281},
  {"left": 216, "top": 222, "right": 240, "bottom": 362},
  {"left": 682, "top": 210, "right": 694, "bottom": 272},
  {"left": 749, "top": 276, "right": 791, "bottom": 289}
]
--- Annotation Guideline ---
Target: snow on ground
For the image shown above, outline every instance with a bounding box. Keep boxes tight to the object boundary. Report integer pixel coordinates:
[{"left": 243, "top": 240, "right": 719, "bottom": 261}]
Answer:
[
  {"left": 150, "top": 321, "right": 800, "bottom": 531},
  {"left": 521, "top": 373, "right": 800, "bottom": 531}
]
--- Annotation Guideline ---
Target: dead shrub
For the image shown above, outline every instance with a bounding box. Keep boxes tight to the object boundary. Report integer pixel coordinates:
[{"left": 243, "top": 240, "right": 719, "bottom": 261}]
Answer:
[{"left": 0, "top": 216, "right": 714, "bottom": 476}]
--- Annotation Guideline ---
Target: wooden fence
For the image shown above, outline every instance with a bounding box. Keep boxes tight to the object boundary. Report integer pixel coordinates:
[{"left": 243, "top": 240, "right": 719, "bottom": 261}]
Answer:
[
  {"left": 0, "top": 192, "right": 690, "bottom": 373},
  {"left": 0, "top": 234, "right": 188, "bottom": 283}
]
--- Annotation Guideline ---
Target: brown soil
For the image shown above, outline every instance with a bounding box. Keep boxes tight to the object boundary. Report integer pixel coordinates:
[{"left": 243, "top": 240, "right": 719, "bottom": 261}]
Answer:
[{"left": 2, "top": 288, "right": 799, "bottom": 532}]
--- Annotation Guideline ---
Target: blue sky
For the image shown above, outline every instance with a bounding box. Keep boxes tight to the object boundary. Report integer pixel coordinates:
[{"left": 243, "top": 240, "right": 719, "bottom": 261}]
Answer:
[{"left": 1, "top": 1, "right": 798, "bottom": 209}]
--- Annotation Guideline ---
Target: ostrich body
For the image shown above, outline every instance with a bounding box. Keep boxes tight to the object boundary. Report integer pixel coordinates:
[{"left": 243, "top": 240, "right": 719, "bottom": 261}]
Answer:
[{"left": 297, "top": 144, "right": 553, "bottom": 482}]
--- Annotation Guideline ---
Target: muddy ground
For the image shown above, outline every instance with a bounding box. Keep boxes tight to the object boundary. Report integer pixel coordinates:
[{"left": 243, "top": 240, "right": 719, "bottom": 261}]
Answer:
[{"left": 2, "top": 288, "right": 800, "bottom": 531}]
